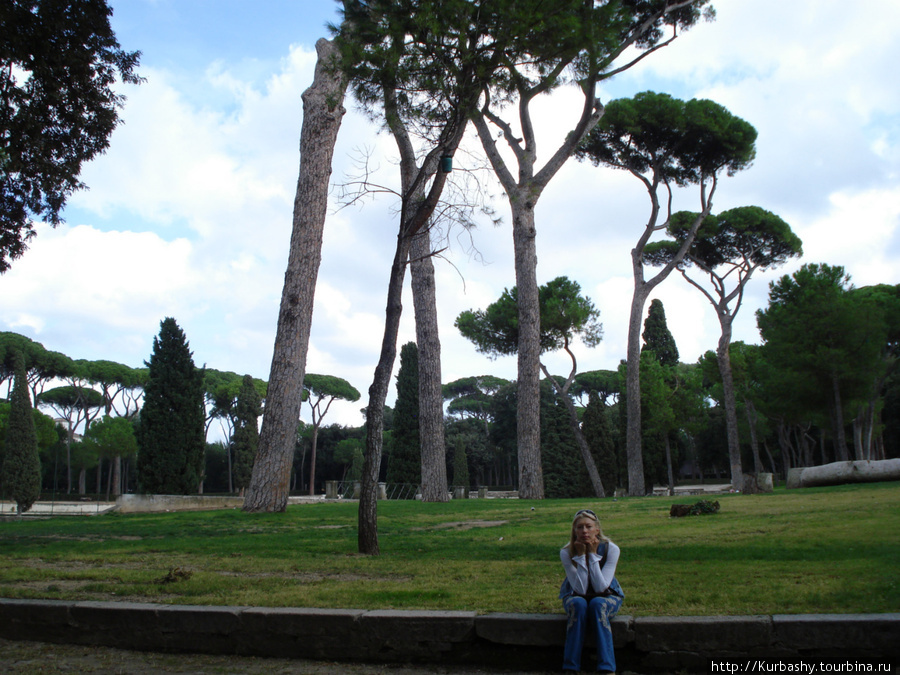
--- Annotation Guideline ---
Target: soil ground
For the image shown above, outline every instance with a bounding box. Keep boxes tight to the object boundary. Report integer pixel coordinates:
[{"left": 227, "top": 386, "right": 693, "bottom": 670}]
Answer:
[{"left": 0, "top": 639, "right": 582, "bottom": 675}]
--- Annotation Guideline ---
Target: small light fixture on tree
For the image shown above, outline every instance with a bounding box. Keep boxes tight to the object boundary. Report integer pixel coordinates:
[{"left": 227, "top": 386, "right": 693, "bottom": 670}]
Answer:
[{"left": 440, "top": 154, "right": 453, "bottom": 173}]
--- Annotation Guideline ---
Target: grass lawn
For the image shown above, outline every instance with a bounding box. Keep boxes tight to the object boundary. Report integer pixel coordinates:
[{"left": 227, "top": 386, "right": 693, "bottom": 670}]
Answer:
[{"left": 1, "top": 482, "right": 898, "bottom": 616}]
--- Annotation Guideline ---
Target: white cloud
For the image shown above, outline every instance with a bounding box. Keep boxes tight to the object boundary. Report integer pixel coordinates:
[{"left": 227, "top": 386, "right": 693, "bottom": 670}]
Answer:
[
  {"left": 0, "top": 223, "right": 201, "bottom": 364},
  {"left": 795, "top": 186, "right": 900, "bottom": 286}
]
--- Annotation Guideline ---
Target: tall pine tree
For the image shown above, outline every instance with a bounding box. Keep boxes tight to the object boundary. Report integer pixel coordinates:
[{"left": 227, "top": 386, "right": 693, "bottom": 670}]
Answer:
[
  {"left": 387, "top": 342, "right": 420, "bottom": 487},
  {"left": 232, "top": 374, "right": 262, "bottom": 495},
  {"left": 137, "top": 318, "right": 205, "bottom": 494},
  {"left": 1, "top": 351, "right": 41, "bottom": 513}
]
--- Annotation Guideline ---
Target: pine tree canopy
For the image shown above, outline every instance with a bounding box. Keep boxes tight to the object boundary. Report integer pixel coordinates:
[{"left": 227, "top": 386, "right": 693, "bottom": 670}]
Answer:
[{"left": 456, "top": 276, "right": 602, "bottom": 358}]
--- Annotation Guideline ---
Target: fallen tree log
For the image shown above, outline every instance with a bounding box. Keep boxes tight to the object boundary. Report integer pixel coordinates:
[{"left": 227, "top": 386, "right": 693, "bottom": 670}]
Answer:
[{"left": 788, "top": 459, "right": 900, "bottom": 489}]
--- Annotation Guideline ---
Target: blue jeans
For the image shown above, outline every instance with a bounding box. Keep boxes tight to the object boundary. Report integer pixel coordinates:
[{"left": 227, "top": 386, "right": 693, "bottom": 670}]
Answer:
[{"left": 562, "top": 594, "right": 623, "bottom": 672}]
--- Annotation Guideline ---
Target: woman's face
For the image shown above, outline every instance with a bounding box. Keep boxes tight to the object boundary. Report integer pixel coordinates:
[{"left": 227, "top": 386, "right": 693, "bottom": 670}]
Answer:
[{"left": 573, "top": 516, "right": 599, "bottom": 543}]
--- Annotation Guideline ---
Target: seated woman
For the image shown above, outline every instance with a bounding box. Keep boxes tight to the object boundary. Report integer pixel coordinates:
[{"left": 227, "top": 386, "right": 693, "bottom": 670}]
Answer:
[{"left": 559, "top": 508, "right": 624, "bottom": 673}]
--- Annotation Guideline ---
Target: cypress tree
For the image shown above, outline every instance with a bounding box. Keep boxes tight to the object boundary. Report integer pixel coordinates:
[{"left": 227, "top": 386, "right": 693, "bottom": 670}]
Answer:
[
  {"left": 642, "top": 299, "right": 679, "bottom": 367},
  {"left": 582, "top": 391, "right": 617, "bottom": 492},
  {"left": 386, "top": 342, "right": 420, "bottom": 486},
  {"left": 232, "top": 375, "right": 262, "bottom": 494},
  {"left": 452, "top": 436, "right": 470, "bottom": 494},
  {"left": 1, "top": 351, "right": 42, "bottom": 513},
  {"left": 540, "top": 382, "right": 585, "bottom": 499},
  {"left": 137, "top": 318, "right": 205, "bottom": 494}
]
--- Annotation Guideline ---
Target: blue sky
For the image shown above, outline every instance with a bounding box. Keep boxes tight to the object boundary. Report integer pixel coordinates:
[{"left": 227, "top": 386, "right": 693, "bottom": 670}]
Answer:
[
  {"left": 110, "top": 1, "right": 339, "bottom": 74},
  {"left": 2, "top": 0, "right": 899, "bottom": 432}
]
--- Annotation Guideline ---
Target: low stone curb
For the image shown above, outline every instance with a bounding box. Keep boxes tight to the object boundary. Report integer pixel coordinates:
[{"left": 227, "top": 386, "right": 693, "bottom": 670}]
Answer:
[{"left": 0, "top": 599, "right": 896, "bottom": 672}]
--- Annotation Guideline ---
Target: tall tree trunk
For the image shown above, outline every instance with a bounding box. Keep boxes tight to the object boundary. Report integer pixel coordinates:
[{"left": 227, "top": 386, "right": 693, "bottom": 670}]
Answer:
[
  {"left": 359, "top": 107, "right": 428, "bottom": 553},
  {"left": 744, "top": 398, "right": 763, "bottom": 474},
  {"left": 625, "top": 277, "right": 650, "bottom": 496},
  {"left": 112, "top": 455, "right": 122, "bottom": 497},
  {"left": 296, "top": 445, "right": 306, "bottom": 493},
  {"left": 511, "top": 200, "right": 544, "bottom": 499},
  {"left": 473, "top": 83, "right": 602, "bottom": 501},
  {"left": 763, "top": 440, "right": 778, "bottom": 479},
  {"left": 410, "top": 228, "right": 449, "bottom": 502},
  {"left": 798, "top": 426, "right": 811, "bottom": 467},
  {"left": 227, "top": 443, "right": 233, "bottom": 494},
  {"left": 831, "top": 374, "right": 850, "bottom": 461},
  {"left": 66, "top": 429, "right": 73, "bottom": 494},
  {"left": 358, "top": 81, "right": 466, "bottom": 553},
  {"left": 359, "top": 231, "right": 414, "bottom": 555},
  {"left": 819, "top": 433, "right": 828, "bottom": 465},
  {"left": 715, "top": 316, "right": 743, "bottom": 492},
  {"left": 664, "top": 434, "right": 675, "bottom": 496},
  {"left": 777, "top": 422, "right": 791, "bottom": 473},
  {"left": 625, "top": 199, "right": 711, "bottom": 496},
  {"left": 243, "top": 38, "right": 347, "bottom": 513},
  {"left": 308, "top": 424, "right": 320, "bottom": 496},
  {"left": 864, "top": 399, "right": 876, "bottom": 460}
]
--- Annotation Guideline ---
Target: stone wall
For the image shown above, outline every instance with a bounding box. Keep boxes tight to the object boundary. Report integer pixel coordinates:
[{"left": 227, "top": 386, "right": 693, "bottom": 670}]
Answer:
[{"left": 0, "top": 599, "right": 896, "bottom": 673}]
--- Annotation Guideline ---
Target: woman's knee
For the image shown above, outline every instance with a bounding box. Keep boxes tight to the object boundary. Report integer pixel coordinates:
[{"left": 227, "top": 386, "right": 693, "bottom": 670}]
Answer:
[
  {"left": 564, "top": 596, "right": 588, "bottom": 617},
  {"left": 589, "top": 597, "right": 621, "bottom": 619}
]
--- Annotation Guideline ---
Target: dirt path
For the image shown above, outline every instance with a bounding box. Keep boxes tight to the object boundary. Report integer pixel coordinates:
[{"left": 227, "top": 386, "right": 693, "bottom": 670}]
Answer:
[{"left": 0, "top": 639, "right": 566, "bottom": 675}]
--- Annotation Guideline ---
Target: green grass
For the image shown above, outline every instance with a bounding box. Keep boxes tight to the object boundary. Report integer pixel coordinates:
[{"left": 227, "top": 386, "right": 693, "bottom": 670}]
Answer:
[{"left": 1, "top": 482, "right": 898, "bottom": 616}]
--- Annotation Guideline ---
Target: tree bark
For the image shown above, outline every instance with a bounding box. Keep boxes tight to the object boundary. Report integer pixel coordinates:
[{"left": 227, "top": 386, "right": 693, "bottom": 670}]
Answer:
[
  {"left": 511, "top": 201, "right": 544, "bottom": 499},
  {"left": 112, "top": 455, "right": 122, "bottom": 497},
  {"left": 715, "top": 316, "right": 744, "bottom": 492},
  {"left": 243, "top": 38, "right": 347, "bottom": 513},
  {"left": 410, "top": 227, "right": 449, "bottom": 502},
  {"left": 625, "top": 277, "right": 650, "bottom": 496}
]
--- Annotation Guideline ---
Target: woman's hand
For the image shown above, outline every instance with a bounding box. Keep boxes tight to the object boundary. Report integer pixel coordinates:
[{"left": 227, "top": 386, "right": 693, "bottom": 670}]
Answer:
[
  {"left": 586, "top": 535, "right": 600, "bottom": 554},
  {"left": 572, "top": 541, "right": 587, "bottom": 557}
]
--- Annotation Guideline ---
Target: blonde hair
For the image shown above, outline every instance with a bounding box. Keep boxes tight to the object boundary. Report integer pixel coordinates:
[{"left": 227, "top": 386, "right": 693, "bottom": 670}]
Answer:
[{"left": 565, "top": 508, "right": 609, "bottom": 557}]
